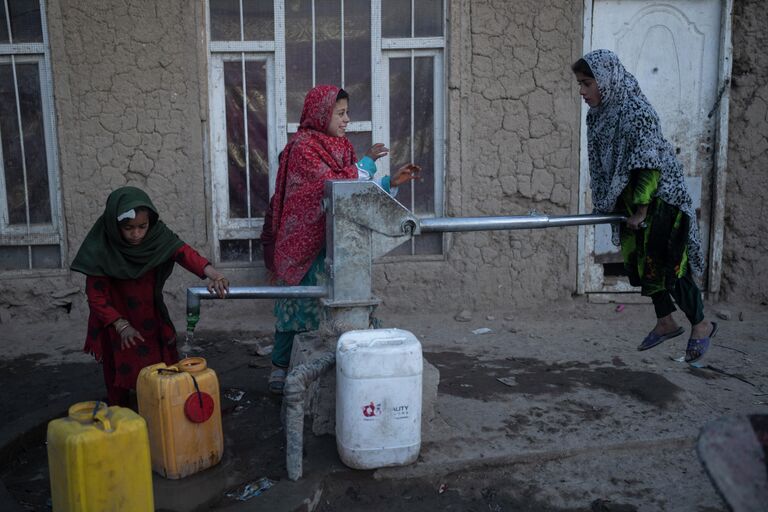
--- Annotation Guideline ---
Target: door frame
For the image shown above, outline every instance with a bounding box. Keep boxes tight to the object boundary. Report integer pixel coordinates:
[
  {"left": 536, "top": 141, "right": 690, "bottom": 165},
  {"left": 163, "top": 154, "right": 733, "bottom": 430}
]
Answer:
[{"left": 577, "top": 0, "right": 734, "bottom": 298}]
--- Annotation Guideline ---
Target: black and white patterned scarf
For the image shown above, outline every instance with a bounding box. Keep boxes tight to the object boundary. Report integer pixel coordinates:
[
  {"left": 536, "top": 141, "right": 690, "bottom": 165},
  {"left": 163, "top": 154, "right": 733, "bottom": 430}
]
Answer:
[{"left": 584, "top": 49, "right": 703, "bottom": 275}]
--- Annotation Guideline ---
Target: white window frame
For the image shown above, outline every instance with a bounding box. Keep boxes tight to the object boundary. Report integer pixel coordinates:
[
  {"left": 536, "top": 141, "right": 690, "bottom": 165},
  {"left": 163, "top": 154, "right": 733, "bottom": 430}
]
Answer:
[
  {"left": 380, "top": 49, "right": 445, "bottom": 219},
  {"left": 206, "top": 0, "right": 446, "bottom": 262},
  {"left": 208, "top": 52, "right": 276, "bottom": 259},
  {"left": 0, "top": 0, "right": 64, "bottom": 273}
]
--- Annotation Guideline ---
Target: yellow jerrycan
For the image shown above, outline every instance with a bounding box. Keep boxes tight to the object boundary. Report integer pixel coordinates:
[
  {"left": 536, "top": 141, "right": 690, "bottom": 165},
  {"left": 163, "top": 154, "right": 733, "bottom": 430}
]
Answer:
[
  {"left": 47, "top": 401, "right": 154, "bottom": 512},
  {"left": 137, "top": 356, "right": 223, "bottom": 479}
]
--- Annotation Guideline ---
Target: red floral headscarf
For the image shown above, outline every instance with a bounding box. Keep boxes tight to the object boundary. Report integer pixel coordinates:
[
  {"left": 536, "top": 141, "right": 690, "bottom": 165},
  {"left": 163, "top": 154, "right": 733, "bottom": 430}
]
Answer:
[{"left": 271, "top": 85, "right": 359, "bottom": 285}]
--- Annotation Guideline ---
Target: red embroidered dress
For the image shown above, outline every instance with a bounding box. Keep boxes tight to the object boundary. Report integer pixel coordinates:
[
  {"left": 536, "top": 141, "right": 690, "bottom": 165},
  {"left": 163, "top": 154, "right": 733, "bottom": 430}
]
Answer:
[
  {"left": 271, "top": 85, "right": 359, "bottom": 285},
  {"left": 84, "top": 244, "right": 209, "bottom": 393}
]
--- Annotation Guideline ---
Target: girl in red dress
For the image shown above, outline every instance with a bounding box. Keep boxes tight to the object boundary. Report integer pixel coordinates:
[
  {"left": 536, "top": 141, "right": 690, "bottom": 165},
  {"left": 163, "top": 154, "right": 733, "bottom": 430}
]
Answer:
[
  {"left": 71, "top": 187, "right": 229, "bottom": 405},
  {"left": 266, "top": 85, "right": 420, "bottom": 393}
]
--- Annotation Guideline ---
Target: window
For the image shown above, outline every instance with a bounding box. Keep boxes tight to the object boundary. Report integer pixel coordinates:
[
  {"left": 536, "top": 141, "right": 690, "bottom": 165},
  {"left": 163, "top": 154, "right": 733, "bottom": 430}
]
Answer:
[
  {"left": 207, "top": 0, "right": 445, "bottom": 263},
  {"left": 0, "top": 0, "right": 62, "bottom": 272}
]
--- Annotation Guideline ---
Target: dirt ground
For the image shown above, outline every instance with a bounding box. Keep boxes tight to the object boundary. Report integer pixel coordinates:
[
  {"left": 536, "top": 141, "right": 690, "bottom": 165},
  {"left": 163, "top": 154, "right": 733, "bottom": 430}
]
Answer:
[{"left": 1, "top": 297, "right": 766, "bottom": 511}]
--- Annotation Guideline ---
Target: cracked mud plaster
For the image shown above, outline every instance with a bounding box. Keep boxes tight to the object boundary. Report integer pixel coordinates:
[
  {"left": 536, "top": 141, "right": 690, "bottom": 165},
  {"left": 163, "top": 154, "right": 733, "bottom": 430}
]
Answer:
[
  {"left": 0, "top": 1, "right": 211, "bottom": 320},
  {"left": 722, "top": 0, "right": 768, "bottom": 303},
  {"left": 54, "top": 0, "right": 207, "bottom": 253},
  {"left": 379, "top": 0, "right": 583, "bottom": 311}
]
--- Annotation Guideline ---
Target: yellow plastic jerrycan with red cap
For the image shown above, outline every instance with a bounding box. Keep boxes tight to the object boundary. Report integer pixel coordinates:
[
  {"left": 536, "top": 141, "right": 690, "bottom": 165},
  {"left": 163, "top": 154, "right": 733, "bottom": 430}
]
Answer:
[
  {"left": 46, "top": 401, "right": 154, "bottom": 512},
  {"left": 137, "top": 356, "right": 223, "bottom": 479}
]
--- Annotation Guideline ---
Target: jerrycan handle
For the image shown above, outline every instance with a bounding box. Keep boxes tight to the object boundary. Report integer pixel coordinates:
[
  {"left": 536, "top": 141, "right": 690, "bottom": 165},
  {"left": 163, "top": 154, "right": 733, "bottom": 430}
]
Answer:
[
  {"left": 68, "top": 401, "right": 113, "bottom": 432},
  {"left": 177, "top": 357, "right": 207, "bottom": 373},
  {"left": 91, "top": 401, "right": 114, "bottom": 432},
  {"left": 368, "top": 336, "right": 405, "bottom": 347}
]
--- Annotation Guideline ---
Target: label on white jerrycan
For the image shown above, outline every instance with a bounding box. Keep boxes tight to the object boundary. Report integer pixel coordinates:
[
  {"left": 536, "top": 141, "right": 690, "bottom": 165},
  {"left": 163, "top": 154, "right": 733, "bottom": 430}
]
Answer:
[{"left": 336, "top": 328, "right": 422, "bottom": 469}]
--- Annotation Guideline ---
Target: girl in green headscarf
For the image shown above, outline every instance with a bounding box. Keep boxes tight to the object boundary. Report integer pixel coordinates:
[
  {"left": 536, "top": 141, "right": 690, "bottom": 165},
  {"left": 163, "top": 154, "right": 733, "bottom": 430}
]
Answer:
[{"left": 72, "top": 187, "right": 229, "bottom": 405}]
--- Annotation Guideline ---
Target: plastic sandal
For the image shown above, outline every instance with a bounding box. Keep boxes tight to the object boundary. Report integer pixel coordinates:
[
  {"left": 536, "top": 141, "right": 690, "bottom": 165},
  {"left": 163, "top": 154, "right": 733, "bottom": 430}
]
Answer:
[
  {"left": 637, "top": 326, "right": 685, "bottom": 351},
  {"left": 685, "top": 321, "right": 719, "bottom": 363},
  {"left": 268, "top": 367, "right": 287, "bottom": 395}
]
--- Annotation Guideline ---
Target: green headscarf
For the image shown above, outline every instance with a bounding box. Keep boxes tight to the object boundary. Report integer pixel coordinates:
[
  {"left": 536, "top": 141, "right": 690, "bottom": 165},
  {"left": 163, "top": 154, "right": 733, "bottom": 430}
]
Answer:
[
  {"left": 72, "top": 186, "right": 184, "bottom": 278},
  {"left": 72, "top": 187, "right": 186, "bottom": 333}
]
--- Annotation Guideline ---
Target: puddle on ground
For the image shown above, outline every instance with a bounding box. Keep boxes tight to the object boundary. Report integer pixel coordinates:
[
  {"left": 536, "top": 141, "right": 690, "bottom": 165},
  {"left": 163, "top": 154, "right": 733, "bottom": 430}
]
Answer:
[{"left": 425, "top": 351, "right": 681, "bottom": 408}]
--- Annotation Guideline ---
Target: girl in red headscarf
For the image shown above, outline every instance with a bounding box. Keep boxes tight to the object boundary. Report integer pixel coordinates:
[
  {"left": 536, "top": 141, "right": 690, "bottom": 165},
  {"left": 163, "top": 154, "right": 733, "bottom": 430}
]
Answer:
[{"left": 265, "top": 85, "right": 420, "bottom": 394}]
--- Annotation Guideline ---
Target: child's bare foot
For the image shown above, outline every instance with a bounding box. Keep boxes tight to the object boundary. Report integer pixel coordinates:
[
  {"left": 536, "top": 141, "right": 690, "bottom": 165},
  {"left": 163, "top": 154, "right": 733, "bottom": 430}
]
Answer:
[
  {"left": 690, "top": 320, "right": 713, "bottom": 340},
  {"left": 652, "top": 314, "right": 681, "bottom": 336}
]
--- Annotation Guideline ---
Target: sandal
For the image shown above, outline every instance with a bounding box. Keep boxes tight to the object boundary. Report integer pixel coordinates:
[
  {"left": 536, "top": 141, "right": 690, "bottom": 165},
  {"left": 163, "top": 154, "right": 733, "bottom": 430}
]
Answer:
[
  {"left": 685, "top": 321, "right": 719, "bottom": 363},
  {"left": 637, "top": 326, "right": 685, "bottom": 351},
  {"left": 268, "top": 366, "right": 287, "bottom": 395}
]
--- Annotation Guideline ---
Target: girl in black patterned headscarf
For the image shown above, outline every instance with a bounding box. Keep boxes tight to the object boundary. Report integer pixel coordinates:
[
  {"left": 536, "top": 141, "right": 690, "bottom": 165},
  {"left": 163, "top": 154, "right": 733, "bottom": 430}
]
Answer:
[{"left": 573, "top": 49, "right": 716, "bottom": 363}]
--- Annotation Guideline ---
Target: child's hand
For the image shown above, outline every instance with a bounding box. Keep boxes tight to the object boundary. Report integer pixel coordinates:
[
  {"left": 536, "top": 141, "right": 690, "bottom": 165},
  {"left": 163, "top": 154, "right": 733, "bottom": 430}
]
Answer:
[
  {"left": 207, "top": 276, "right": 229, "bottom": 298},
  {"left": 391, "top": 163, "right": 422, "bottom": 187},
  {"left": 365, "top": 143, "right": 389, "bottom": 161},
  {"left": 626, "top": 209, "right": 648, "bottom": 230},
  {"left": 119, "top": 324, "right": 145, "bottom": 350},
  {"left": 204, "top": 265, "right": 230, "bottom": 298}
]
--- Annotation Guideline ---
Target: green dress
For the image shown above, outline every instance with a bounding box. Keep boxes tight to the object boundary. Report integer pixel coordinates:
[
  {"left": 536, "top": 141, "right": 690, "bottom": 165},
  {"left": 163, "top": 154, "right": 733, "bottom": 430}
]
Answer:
[
  {"left": 618, "top": 169, "right": 690, "bottom": 296},
  {"left": 273, "top": 249, "right": 326, "bottom": 333}
]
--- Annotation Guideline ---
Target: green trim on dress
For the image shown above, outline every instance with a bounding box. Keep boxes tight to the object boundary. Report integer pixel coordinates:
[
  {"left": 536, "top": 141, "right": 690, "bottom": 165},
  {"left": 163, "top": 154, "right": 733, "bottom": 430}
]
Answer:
[{"left": 619, "top": 169, "right": 689, "bottom": 297}]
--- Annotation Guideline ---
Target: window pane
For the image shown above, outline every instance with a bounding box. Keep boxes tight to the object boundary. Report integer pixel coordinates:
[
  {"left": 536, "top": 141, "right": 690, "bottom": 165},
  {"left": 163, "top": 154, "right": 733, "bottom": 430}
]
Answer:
[
  {"left": 0, "top": 245, "right": 27, "bottom": 270},
  {"left": 31, "top": 244, "right": 59, "bottom": 268},
  {"left": 243, "top": 0, "right": 274, "bottom": 40},
  {"left": 382, "top": 0, "right": 411, "bottom": 38},
  {"left": 0, "top": 2, "right": 8, "bottom": 43},
  {"left": 346, "top": 131, "right": 371, "bottom": 164},
  {"left": 412, "top": 56, "right": 434, "bottom": 214},
  {"left": 220, "top": 239, "right": 263, "bottom": 263},
  {"left": 16, "top": 62, "right": 51, "bottom": 223},
  {"left": 7, "top": 0, "right": 42, "bottom": 43},
  {"left": 244, "top": 60, "right": 269, "bottom": 217},
  {"left": 315, "top": 0, "right": 341, "bottom": 89},
  {"left": 224, "top": 60, "right": 248, "bottom": 218},
  {"left": 414, "top": 0, "right": 443, "bottom": 37},
  {"left": 220, "top": 239, "right": 251, "bottom": 262},
  {"left": 343, "top": 0, "right": 371, "bottom": 120},
  {"left": 0, "top": 63, "right": 24, "bottom": 223},
  {"left": 285, "top": 0, "right": 313, "bottom": 122},
  {"left": 210, "top": 0, "right": 241, "bottom": 41},
  {"left": 388, "top": 57, "right": 412, "bottom": 210}
]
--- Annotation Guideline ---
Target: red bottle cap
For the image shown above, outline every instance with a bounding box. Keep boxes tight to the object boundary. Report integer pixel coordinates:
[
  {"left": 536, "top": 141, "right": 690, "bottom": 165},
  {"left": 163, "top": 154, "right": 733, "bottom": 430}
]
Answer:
[{"left": 184, "top": 391, "right": 214, "bottom": 423}]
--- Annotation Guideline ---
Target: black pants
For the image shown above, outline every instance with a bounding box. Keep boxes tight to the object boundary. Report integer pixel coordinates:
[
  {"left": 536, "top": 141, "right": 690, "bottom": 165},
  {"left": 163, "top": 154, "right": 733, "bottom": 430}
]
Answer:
[{"left": 650, "top": 271, "right": 704, "bottom": 325}]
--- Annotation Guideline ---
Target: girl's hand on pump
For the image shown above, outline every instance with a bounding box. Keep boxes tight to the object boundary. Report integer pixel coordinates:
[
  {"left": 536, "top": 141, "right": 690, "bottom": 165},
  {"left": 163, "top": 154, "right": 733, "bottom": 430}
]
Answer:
[
  {"left": 626, "top": 205, "right": 648, "bottom": 230},
  {"left": 204, "top": 264, "right": 230, "bottom": 298}
]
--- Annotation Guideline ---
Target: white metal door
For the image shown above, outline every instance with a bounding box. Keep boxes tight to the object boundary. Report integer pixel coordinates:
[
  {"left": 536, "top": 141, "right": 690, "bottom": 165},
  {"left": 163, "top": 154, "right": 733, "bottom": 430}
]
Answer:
[{"left": 579, "top": 0, "right": 731, "bottom": 294}]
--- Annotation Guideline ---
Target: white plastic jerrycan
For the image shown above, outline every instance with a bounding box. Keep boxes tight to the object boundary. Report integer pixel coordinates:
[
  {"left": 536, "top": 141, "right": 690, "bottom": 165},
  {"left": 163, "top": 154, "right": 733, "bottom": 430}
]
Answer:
[{"left": 336, "top": 328, "right": 422, "bottom": 469}]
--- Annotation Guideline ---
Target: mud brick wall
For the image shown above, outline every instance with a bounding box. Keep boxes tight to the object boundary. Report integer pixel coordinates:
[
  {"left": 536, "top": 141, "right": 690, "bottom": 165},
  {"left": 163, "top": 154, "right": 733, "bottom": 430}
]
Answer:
[
  {"left": 721, "top": 0, "right": 768, "bottom": 304},
  {"left": 377, "top": 0, "right": 583, "bottom": 311}
]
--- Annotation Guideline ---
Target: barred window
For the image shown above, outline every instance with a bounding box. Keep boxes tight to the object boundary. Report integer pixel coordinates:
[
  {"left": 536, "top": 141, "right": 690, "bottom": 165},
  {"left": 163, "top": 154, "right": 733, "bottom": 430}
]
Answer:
[{"left": 0, "top": 0, "right": 63, "bottom": 271}]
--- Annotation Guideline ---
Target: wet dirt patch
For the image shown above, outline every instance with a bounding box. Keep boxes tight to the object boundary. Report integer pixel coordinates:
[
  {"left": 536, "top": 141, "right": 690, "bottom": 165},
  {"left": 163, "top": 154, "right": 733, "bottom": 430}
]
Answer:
[
  {"left": 0, "top": 330, "right": 289, "bottom": 512},
  {"left": 0, "top": 353, "right": 101, "bottom": 420},
  {"left": 318, "top": 465, "right": 641, "bottom": 512},
  {"left": 425, "top": 352, "right": 681, "bottom": 408},
  {"left": 318, "top": 468, "right": 590, "bottom": 512}
]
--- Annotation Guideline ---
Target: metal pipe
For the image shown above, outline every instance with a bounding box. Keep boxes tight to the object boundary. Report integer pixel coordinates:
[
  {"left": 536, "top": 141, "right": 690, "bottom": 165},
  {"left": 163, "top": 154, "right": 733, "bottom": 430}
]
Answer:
[
  {"left": 187, "top": 285, "right": 328, "bottom": 301},
  {"left": 419, "top": 213, "right": 626, "bottom": 233},
  {"left": 185, "top": 286, "right": 328, "bottom": 332},
  {"left": 284, "top": 351, "right": 336, "bottom": 481}
]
